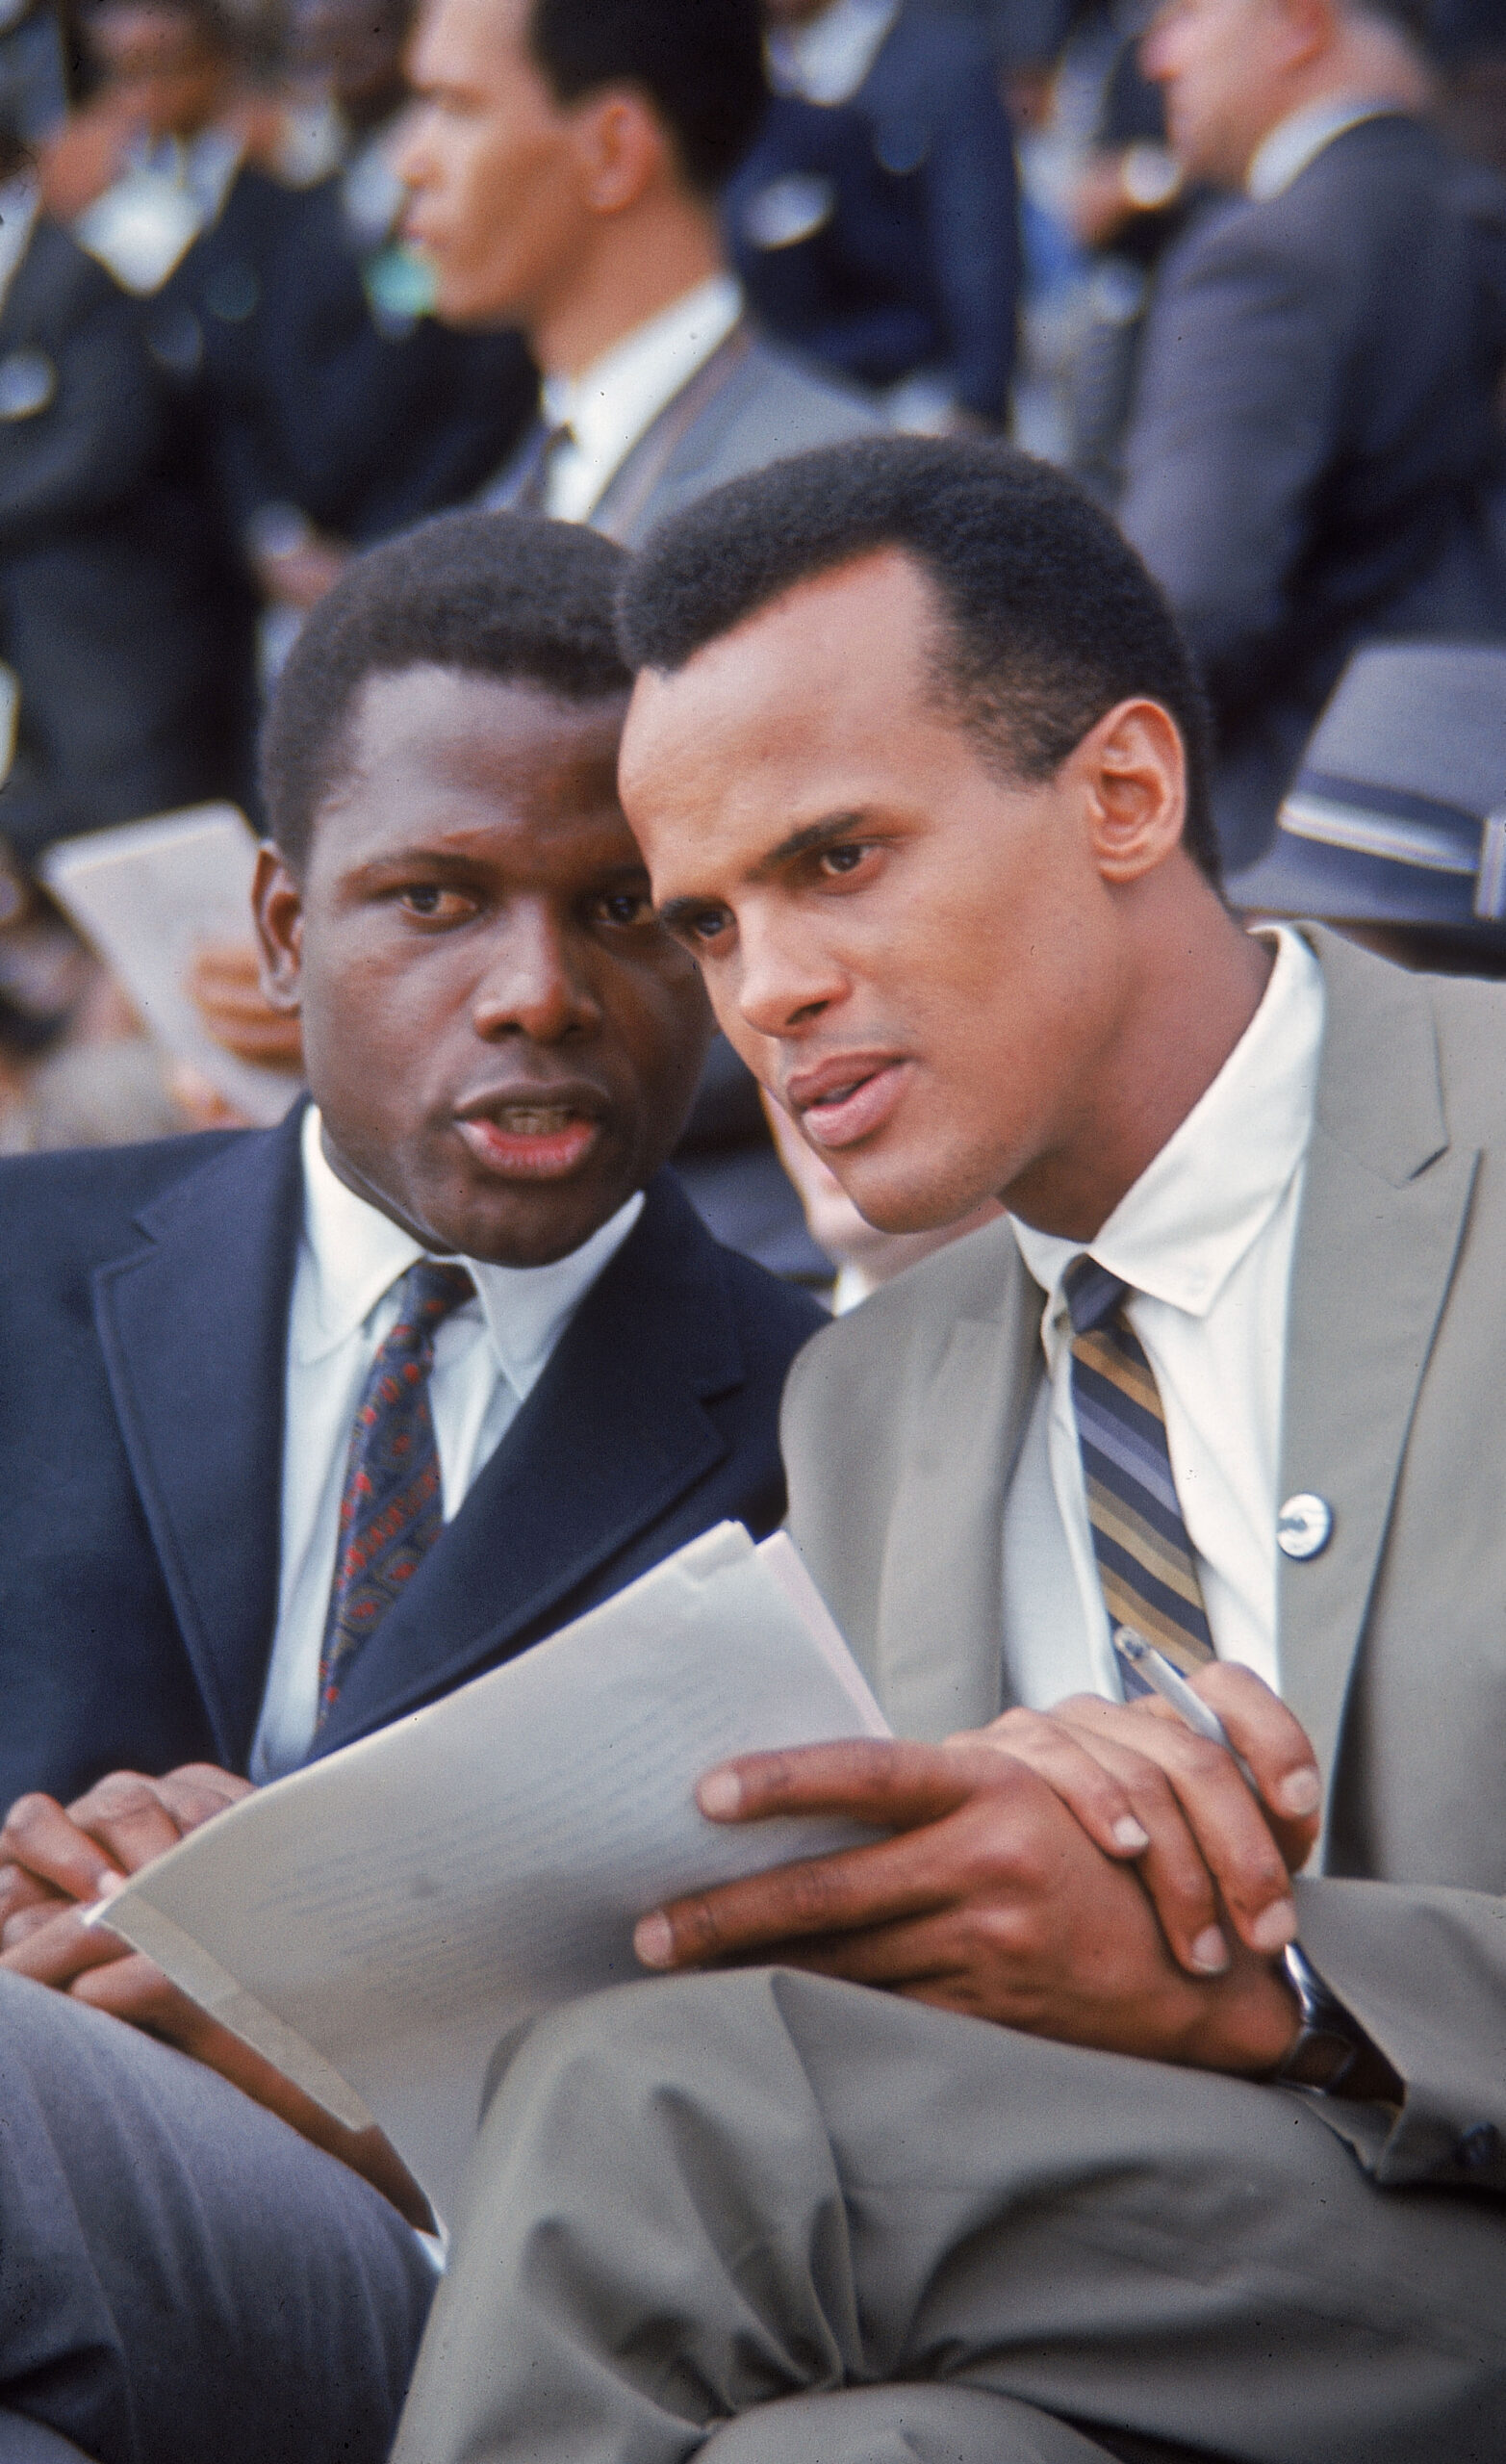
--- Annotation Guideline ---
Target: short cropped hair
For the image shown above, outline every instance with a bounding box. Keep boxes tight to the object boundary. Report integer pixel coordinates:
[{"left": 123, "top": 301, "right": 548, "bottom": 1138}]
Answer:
[
  {"left": 617, "top": 437, "right": 1219, "bottom": 881},
  {"left": 261, "top": 511, "right": 630, "bottom": 870},
  {"left": 526, "top": 0, "right": 765, "bottom": 195}
]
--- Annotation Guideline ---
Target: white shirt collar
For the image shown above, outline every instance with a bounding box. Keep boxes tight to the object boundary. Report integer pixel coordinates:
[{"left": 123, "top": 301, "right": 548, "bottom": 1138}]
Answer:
[
  {"left": 767, "top": 0, "right": 901, "bottom": 105},
  {"left": 1011, "top": 926, "right": 1325, "bottom": 1327},
  {"left": 1245, "top": 97, "right": 1396, "bottom": 201},
  {"left": 541, "top": 270, "right": 742, "bottom": 514},
  {"left": 295, "top": 1103, "right": 644, "bottom": 1400},
  {"left": 0, "top": 173, "right": 38, "bottom": 315}
]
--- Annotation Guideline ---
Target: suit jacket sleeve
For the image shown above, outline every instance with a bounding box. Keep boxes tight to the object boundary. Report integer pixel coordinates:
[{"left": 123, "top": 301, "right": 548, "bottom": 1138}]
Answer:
[
  {"left": 1292, "top": 1877, "right": 1506, "bottom": 2194},
  {"left": 1118, "top": 208, "right": 1345, "bottom": 720}
]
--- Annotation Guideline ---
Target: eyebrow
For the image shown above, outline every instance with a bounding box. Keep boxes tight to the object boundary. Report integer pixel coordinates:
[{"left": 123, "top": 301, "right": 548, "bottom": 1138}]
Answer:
[
  {"left": 346, "top": 845, "right": 651, "bottom": 880},
  {"left": 657, "top": 811, "right": 867, "bottom": 935}
]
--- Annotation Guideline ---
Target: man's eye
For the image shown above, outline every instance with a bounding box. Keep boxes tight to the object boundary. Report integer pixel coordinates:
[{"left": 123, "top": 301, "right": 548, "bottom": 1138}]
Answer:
[
  {"left": 398, "top": 885, "right": 473, "bottom": 920},
  {"left": 819, "top": 844, "right": 867, "bottom": 877},
  {"left": 685, "top": 907, "right": 733, "bottom": 944},
  {"left": 596, "top": 892, "right": 651, "bottom": 927}
]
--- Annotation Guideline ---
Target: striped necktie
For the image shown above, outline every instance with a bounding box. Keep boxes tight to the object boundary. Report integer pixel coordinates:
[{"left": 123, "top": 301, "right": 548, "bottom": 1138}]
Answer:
[
  {"left": 1061, "top": 1253, "right": 1214, "bottom": 1690},
  {"left": 316, "top": 1258, "right": 476, "bottom": 1729}
]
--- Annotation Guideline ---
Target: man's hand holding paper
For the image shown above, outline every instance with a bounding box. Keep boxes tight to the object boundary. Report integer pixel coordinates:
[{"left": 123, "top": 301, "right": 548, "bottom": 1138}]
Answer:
[
  {"left": 0, "top": 1764, "right": 252, "bottom": 1948},
  {"left": 633, "top": 1668, "right": 1324, "bottom": 2076}
]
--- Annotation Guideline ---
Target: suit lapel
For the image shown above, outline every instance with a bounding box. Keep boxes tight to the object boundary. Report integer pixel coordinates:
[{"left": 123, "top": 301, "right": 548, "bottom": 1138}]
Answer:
[
  {"left": 1279, "top": 932, "right": 1477, "bottom": 1845},
  {"left": 314, "top": 1175, "right": 743, "bottom": 1751},
  {"left": 876, "top": 1233, "right": 1043, "bottom": 1740},
  {"left": 588, "top": 323, "right": 754, "bottom": 542},
  {"left": 90, "top": 1113, "right": 305, "bottom": 1769}
]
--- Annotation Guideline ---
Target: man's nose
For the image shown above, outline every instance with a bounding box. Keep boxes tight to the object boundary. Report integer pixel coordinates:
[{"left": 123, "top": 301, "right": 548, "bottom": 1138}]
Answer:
[
  {"left": 732, "top": 913, "right": 844, "bottom": 1042},
  {"left": 472, "top": 911, "right": 601, "bottom": 1043}
]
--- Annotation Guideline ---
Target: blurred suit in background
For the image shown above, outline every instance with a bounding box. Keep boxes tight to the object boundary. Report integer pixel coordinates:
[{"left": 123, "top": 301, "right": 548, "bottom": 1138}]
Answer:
[
  {"left": 1120, "top": 105, "right": 1506, "bottom": 869},
  {"left": 0, "top": 200, "right": 254, "bottom": 861},
  {"left": 724, "top": 0, "right": 1020, "bottom": 428},
  {"left": 237, "top": 161, "right": 536, "bottom": 552}
]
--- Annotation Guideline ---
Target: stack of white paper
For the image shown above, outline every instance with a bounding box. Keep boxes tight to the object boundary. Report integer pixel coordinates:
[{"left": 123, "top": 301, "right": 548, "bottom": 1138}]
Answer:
[{"left": 94, "top": 1524, "right": 889, "bottom": 2222}]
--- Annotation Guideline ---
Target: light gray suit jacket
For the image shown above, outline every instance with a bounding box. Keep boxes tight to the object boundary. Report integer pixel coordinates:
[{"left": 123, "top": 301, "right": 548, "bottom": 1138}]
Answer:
[
  {"left": 782, "top": 927, "right": 1506, "bottom": 2195},
  {"left": 487, "top": 320, "right": 883, "bottom": 546}
]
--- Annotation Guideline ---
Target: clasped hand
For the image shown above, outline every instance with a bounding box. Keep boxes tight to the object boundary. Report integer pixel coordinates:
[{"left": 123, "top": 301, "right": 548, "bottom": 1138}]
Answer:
[
  {"left": 0, "top": 1669, "right": 1322, "bottom": 2161},
  {"left": 634, "top": 1668, "right": 1323, "bottom": 2076}
]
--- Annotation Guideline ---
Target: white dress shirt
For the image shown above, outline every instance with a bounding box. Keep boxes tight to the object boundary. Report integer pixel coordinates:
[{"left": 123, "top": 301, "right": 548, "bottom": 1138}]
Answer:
[
  {"left": 540, "top": 272, "right": 743, "bottom": 523},
  {"left": 1245, "top": 97, "right": 1397, "bottom": 202},
  {"left": 74, "top": 128, "right": 242, "bottom": 295},
  {"left": 250, "top": 1107, "right": 643, "bottom": 1780},
  {"left": 1001, "top": 928, "right": 1325, "bottom": 1711}
]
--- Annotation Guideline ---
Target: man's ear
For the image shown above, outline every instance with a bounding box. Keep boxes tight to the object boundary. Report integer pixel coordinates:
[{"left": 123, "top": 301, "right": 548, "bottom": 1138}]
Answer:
[
  {"left": 574, "top": 88, "right": 673, "bottom": 217},
  {"left": 1077, "top": 698, "right": 1188, "bottom": 886},
  {"left": 253, "top": 843, "right": 304, "bottom": 1012},
  {"left": 1278, "top": 0, "right": 1342, "bottom": 75}
]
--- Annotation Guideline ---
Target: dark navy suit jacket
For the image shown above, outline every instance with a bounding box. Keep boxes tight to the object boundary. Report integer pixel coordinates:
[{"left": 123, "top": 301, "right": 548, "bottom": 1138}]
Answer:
[
  {"left": 724, "top": 1, "right": 1019, "bottom": 423},
  {"left": 0, "top": 1113, "right": 822, "bottom": 1811}
]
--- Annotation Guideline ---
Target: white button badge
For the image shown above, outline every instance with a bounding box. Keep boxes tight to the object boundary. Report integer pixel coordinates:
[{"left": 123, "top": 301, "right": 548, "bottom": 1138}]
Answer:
[{"left": 1278, "top": 1494, "right": 1333, "bottom": 1561}]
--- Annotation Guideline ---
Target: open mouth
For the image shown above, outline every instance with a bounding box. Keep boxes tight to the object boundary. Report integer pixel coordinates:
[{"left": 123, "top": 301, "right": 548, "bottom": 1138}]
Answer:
[
  {"left": 794, "top": 1060, "right": 909, "bottom": 1151},
  {"left": 455, "top": 1101, "right": 604, "bottom": 1181}
]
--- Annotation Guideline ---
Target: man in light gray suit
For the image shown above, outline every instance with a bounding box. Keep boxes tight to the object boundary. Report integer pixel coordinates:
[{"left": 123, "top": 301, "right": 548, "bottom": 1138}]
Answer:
[
  {"left": 397, "top": 0, "right": 882, "bottom": 543},
  {"left": 390, "top": 437, "right": 1506, "bottom": 2462}
]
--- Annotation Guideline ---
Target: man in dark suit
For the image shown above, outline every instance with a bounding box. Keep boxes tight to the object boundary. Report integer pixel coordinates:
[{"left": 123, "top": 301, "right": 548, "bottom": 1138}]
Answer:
[
  {"left": 0, "top": 506, "right": 817, "bottom": 1824},
  {"left": 1119, "top": 0, "right": 1506, "bottom": 868},
  {"left": 0, "top": 516, "right": 819, "bottom": 2463},
  {"left": 0, "top": 139, "right": 253, "bottom": 860}
]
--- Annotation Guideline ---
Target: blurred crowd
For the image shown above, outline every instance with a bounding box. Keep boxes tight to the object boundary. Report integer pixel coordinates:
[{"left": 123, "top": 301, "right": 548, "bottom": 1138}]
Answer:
[{"left": 2, "top": 0, "right": 1506, "bottom": 1298}]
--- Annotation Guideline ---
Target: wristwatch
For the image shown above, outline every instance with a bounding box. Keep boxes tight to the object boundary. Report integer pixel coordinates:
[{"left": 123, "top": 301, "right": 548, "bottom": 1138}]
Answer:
[{"left": 1271, "top": 1942, "right": 1369, "bottom": 2092}]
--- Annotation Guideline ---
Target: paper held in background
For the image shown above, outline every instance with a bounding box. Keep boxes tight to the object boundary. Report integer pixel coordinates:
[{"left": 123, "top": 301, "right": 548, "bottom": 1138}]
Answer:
[
  {"left": 39, "top": 804, "right": 302, "bottom": 1127},
  {"left": 92, "top": 1524, "right": 891, "bottom": 2225}
]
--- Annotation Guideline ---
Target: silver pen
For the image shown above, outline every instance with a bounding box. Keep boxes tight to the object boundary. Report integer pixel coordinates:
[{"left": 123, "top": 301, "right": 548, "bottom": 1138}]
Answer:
[{"left": 1110, "top": 1625, "right": 1260, "bottom": 1795}]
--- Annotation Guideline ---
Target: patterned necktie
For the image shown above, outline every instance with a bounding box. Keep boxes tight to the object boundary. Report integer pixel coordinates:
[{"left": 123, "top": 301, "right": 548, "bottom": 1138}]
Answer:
[
  {"left": 1061, "top": 1253, "right": 1214, "bottom": 1691},
  {"left": 317, "top": 1258, "right": 476, "bottom": 1729}
]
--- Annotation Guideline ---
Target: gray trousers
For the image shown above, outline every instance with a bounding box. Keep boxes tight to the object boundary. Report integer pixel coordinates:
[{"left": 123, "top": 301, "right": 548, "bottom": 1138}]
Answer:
[
  {"left": 394, "top": 1967, "right": 1506, "bottom": 2464},
  {"left": 0, "top": 1971, "right": 435, "bottom": 2464}
]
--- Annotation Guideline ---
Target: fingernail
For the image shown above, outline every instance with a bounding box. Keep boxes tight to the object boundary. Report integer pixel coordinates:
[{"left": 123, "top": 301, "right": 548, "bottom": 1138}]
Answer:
[
  {"left": 1276, "top": 1767, "right": 1322, "bottom": 1817},
  {"left": 94, "top": 1871, "right": 124, "bottom": 1901},
  {"left": 1190, "top": 1925, "right": 1230, "bottom": 1974},
  {"left": 1250, "top": 1897, "right": 1298, "bottom": 1953},
  {"left": 697, "top": 1769, "right": 742, "bottom": 1819},
  {"left": 633, "top": 1913, "right": 675, "bottom": 1968},
  {"left": 1111, "top": 1815, "right": 1151, "bottom": 1852}
]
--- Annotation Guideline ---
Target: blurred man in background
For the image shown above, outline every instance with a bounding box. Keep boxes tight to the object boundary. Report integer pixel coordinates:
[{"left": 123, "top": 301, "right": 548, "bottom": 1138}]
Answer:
[
  {"left": 0, "top": 79, "right": 257, "bottom": 1081},
  {"left": 724, "top": 0, "right": 1021, "bottom": 431},
  {"left": 1118, "top": 0, "right": 1506, "bottom": 869},
  {"left": 400, "top": 0, "right": 879, "bottom": 540}
]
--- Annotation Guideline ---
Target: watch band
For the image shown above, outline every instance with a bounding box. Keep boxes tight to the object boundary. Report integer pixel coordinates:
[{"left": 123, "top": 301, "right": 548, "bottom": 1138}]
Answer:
[{"left": 1271, "top": 1941, "right": 1366, "bottom": 2092}]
